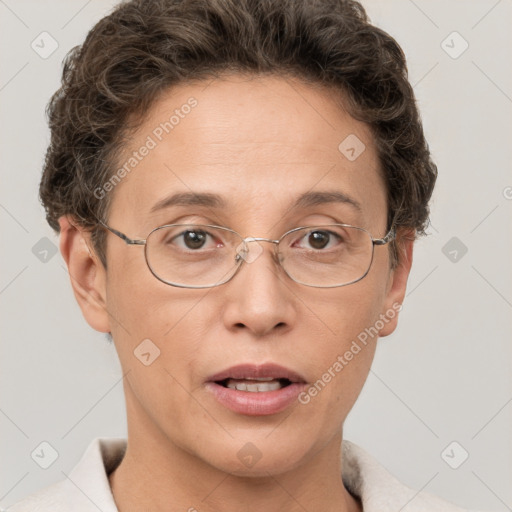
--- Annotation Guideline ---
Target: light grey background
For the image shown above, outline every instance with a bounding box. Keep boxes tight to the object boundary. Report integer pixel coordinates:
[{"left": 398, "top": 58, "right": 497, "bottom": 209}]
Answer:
[{"left": 1, "top": 0, "right": 511, "bottom": 509}]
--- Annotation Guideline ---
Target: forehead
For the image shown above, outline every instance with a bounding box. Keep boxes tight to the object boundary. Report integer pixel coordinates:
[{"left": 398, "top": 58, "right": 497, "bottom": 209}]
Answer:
[{"left": 109, "top": 74, "right": 386, "bottom": 231}]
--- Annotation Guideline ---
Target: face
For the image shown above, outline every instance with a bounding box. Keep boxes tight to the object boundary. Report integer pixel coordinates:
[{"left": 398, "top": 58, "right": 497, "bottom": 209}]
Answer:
[{"left": 61, "top": 74, "right": 412, "bottom": 477}]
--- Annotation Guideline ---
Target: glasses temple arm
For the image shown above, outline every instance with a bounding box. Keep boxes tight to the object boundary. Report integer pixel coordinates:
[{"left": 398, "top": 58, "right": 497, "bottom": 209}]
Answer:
[
  {"left": 99, "top": 221, "right": 146, "bottom": 245},
  {"left": 373, "top": 226, "right": 396, "bottom": 246}
]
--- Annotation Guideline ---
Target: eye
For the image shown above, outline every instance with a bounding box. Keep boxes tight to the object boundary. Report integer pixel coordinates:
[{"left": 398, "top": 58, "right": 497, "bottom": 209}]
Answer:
[
  {"left": 169, "top": 229, "right": 219, "bottom": 250},
  {"left": 294, "top": 229, "right": 344, "bottom": 250}
]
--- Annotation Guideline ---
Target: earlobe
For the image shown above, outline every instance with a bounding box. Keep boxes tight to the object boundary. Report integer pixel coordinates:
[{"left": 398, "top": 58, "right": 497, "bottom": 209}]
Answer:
[
  {"left": 58, "top": 215, "right": 111, "bottom": 333},
  {"left": 378, "top": 230, "right": 415, "bottom": 338}
]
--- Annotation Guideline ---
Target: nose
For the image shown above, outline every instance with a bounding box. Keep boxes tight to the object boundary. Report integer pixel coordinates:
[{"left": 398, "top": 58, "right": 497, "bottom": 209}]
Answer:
[{"left": 221, "top": 239, "right": 296, "bottom": 337}]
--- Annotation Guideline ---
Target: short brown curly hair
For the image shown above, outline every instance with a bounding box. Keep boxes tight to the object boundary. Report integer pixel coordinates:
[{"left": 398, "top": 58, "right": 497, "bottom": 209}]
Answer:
[{"left": 40, "top": 0, "right": 437, "bottom": 269}]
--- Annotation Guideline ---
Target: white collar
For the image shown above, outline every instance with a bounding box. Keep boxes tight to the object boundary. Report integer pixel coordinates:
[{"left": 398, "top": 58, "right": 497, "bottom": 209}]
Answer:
[{"left": 6, "top": 437, "right": 471, "bottom": 511}]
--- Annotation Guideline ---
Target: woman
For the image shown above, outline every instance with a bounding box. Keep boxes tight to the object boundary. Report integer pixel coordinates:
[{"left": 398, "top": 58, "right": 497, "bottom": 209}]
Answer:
[{"left": 7, "top": 0, "right": 481, "bottom": 510}]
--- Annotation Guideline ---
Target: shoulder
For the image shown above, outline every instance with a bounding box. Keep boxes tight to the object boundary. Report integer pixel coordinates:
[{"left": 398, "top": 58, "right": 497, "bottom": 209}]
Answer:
[
  {"left": 342, "top": 440, "right": 486, "bottom": 512},
  {"left": 3, "top": 480, "right": 78, "bottom": 512},
  {"left": 4, "top": 438, "right": 126, "bottom": 512}
]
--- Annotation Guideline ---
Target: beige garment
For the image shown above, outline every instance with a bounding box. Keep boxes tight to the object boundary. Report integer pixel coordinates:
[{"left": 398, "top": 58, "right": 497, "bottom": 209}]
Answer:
[{"left": 5, "top": 438, "right": 481, "bottom": 512}]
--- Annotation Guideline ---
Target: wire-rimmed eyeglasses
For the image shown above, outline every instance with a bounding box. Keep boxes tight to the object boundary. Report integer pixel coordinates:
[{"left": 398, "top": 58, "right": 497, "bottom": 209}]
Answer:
[{"left": 98, "top": 220, "right": 396, "bottom": 289}]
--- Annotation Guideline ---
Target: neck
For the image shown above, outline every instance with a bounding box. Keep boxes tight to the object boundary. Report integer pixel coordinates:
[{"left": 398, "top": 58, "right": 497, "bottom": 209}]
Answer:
[{"left": 108, "top": 389, "right": 362, "bottom": 512}]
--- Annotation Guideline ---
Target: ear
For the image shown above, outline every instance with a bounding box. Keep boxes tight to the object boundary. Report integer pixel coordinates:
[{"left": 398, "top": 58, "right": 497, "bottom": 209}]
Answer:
[
  {"left": 58, "top": 215, "right": 110, "bottom": 333},
  {"left": 378, "top": 229, "right": 414, "bottom": 337}
]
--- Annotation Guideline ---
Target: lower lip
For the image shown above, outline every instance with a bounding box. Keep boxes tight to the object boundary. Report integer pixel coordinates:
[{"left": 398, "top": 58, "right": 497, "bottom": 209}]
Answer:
[{"left": 205, "top": 382, "right": 306, "bottom": 416}]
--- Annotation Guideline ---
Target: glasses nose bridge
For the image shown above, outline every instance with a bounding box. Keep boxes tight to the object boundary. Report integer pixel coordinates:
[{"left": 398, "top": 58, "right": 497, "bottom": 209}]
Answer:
[
  {"left": 242, "top": 236, "right": 280, "bottom": 245},
  {"left": 241, "top": 236, "right": 281, "bottom": 257},
  {"left": 237, "top": 236, "right": 283, "bottom": 265}
]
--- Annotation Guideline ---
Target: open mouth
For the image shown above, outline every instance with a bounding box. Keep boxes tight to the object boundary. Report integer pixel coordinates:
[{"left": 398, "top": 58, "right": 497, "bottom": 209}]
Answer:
[
  {"left": 206, "top": 363, "right": 307, "bottom": 415},
  {"left": 216, "top": 377, "right": 293, "bottom": 392}
]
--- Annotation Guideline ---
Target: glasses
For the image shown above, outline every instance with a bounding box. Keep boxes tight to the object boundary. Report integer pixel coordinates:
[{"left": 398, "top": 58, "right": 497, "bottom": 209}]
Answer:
[{"left": 99, "top": 221, "right": 395, "bottom": 289}]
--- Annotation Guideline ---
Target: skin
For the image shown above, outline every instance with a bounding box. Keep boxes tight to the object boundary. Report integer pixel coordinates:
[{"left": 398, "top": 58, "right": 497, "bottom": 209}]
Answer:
[{"left": 59, "top": 74, "right": 413, "bottom": 512}]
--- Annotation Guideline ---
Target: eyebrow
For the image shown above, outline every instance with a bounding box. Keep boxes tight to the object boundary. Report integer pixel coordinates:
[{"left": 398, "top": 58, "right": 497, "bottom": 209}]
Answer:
[
  {"left": 149, "top": 191, "right": 225, "bottom": 213},
  {"left": 293, "top": 191, "right": 362, "bottom": 212},
  {"left": 149, "top": 190, "right": 362, "bottom": 214}
]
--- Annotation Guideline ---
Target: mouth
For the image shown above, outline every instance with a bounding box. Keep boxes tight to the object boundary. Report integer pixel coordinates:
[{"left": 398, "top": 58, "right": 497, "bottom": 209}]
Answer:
[
  {"left": 215, "top": 377, "right": 293, "bottom": 392},
  {"left": 205, "top": 363, "right": 307, "bottom": 416}
]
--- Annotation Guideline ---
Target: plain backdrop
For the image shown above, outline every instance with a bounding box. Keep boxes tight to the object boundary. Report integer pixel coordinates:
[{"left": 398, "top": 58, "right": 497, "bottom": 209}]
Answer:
[{"left": 1, "top": 0, "right": 511, "bottom": 510}]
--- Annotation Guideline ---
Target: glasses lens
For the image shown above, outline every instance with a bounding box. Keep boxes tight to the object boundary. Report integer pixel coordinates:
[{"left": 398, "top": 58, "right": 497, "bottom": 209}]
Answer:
[
  {"left": 279, "top": 225, "right": 374, "bottom": 287},
  {"left": 144, "top": 224, "right": 375, "bottom": 288},
  {"left": 145, "top": 225, "right": 242, "bottom": 288}
]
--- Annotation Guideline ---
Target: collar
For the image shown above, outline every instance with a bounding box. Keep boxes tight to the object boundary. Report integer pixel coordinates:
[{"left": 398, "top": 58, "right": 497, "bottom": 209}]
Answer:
[{"left": 7, "top": 437, "right": 469, "bottom": 511}]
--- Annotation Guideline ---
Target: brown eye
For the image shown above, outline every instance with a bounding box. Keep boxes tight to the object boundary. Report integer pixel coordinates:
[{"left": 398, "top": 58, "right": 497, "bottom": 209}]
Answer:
[
  {"left": 308, "top": 231, "right": 330, "bottom": 249},
  {"left": 181, "top": 230, "right": 208, "bottom": 249},
  {"left": 165, "top": 229, "right": 214, "bottom": 250},
  {"left": 295, "top": 229, "right": 342, "bottom": 250}
]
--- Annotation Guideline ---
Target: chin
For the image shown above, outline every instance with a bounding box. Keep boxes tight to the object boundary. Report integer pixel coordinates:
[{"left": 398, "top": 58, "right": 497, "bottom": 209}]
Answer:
[{"left": 196, "top": 434, "right": 318, "bottom": 477}]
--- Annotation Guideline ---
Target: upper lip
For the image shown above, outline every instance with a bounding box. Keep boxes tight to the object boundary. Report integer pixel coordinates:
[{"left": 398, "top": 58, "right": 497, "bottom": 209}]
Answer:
[{"left": 207, "top": 363, "right": 307, "bottom": 383}]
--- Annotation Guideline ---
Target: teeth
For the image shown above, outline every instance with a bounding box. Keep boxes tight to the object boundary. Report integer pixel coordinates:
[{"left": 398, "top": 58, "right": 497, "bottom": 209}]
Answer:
[{"left": 225, "top": 378, "right": 284, "bottom": 392}]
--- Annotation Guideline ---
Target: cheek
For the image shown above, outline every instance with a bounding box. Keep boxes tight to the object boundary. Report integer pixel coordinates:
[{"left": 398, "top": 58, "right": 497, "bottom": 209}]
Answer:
[
  {"left": 104, "top": 245, "right": 212, "bottom": 368},
  {"left": 316, "top": 273, "right": 387, "bottom": 345},
  {"left": 299, "top": 274, "right": 388, "bottom": 414},
  {"left": 105, "top": 261, "right": 221, "bottom": 439}
]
